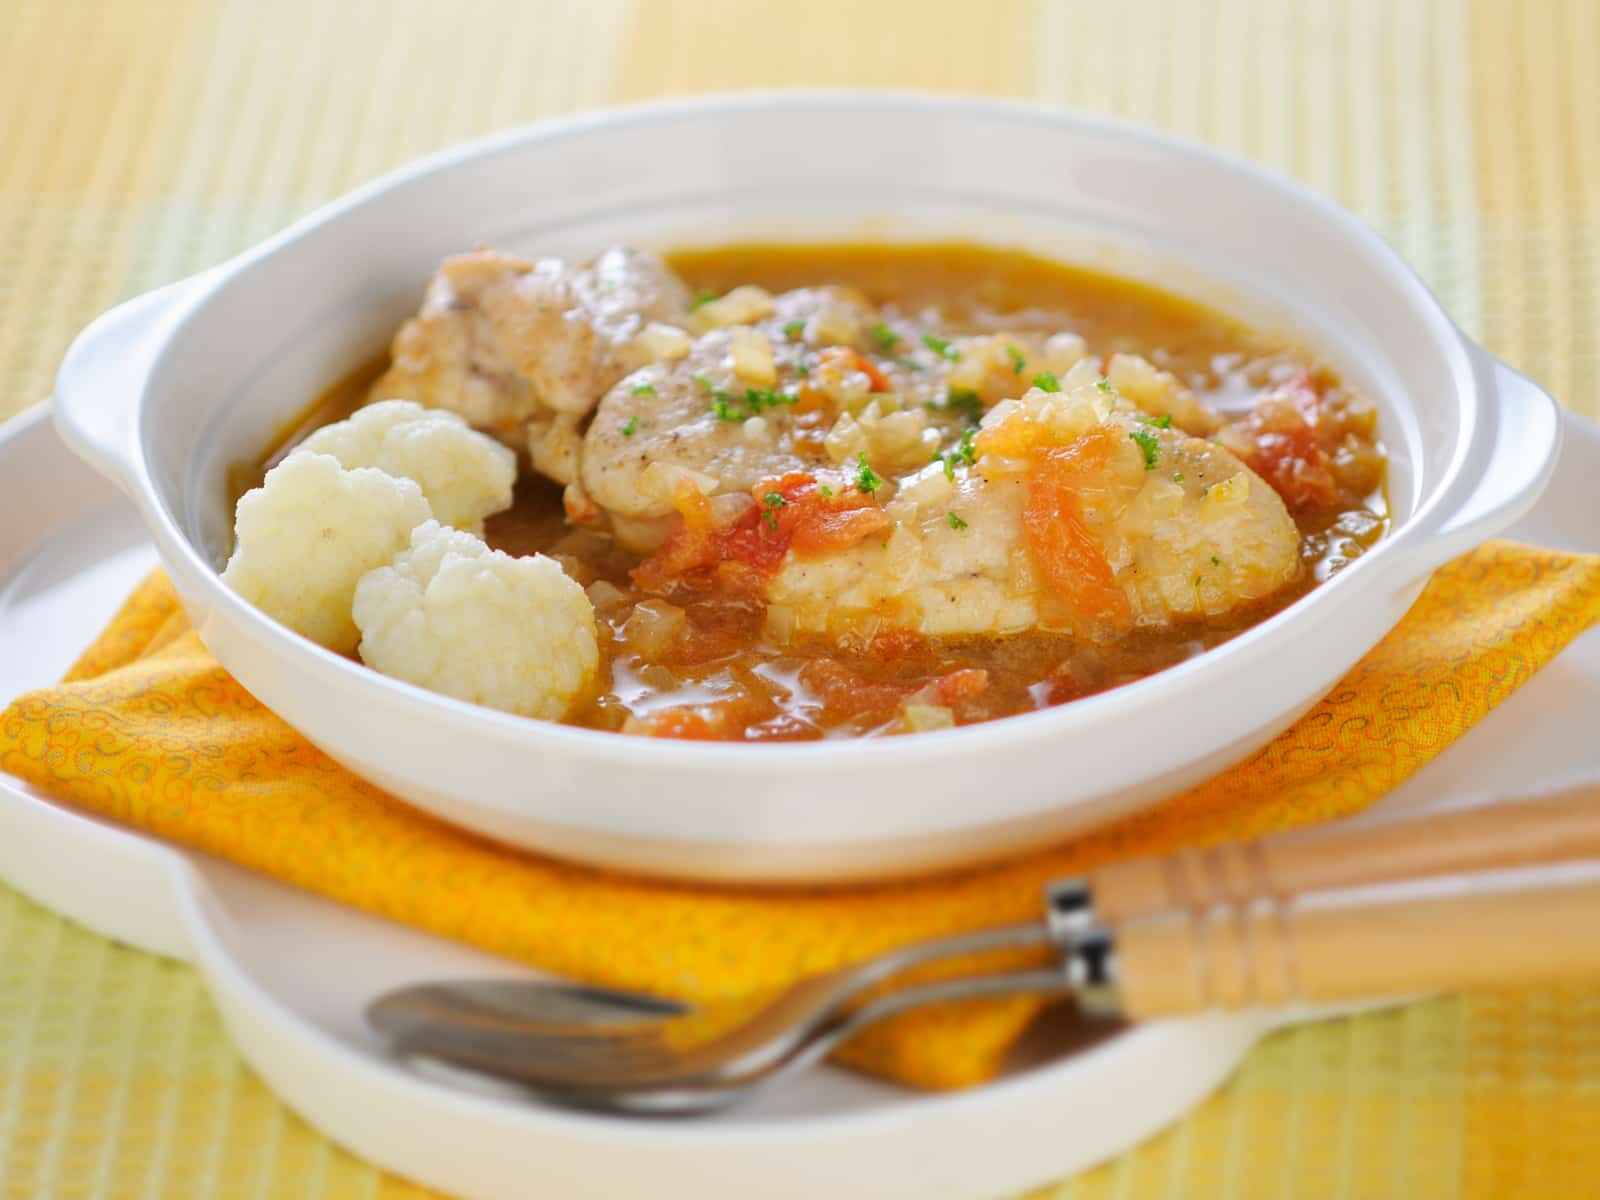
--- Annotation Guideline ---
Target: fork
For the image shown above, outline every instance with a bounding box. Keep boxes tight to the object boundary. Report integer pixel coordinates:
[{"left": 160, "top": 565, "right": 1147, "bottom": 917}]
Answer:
[
  {"left": 369, "top": 784, "right": 1600, "bottom": 1113},
  {"left": 369, "top": 901, "right": 1100, "bottom": 1112}
]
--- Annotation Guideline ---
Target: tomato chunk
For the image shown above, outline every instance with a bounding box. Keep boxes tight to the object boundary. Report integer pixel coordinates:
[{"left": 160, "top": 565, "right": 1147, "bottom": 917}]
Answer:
[
  {"left": 634, "top": 472, "right": 889, "bottom": 594},
  {"left": 1022, "top": 433, "right": 1132, "bottom": 627},
  {"left": 631, "top": 483, "right": 721, "bottom": 592}
]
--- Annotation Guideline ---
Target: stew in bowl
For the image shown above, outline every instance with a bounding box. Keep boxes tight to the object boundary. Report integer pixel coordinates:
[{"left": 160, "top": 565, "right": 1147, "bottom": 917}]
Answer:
[{"left": 229, "top": 241, "right": 1387, "bottom": 741}]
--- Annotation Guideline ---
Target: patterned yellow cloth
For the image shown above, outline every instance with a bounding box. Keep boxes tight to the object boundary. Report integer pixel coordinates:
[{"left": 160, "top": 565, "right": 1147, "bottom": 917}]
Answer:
[
  {"left": 5, "top": 0, "right": 1600, "bottom": 1195},
  {"left": 3, "top": 543, "right": 1598, "bottom": 1094}
]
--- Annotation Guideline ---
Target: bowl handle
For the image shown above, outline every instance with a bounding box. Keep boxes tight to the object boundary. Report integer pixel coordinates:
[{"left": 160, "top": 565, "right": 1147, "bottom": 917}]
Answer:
[
  {"left": 1403, "top": 350, "right": 1564, "bottom": 579},
  {"left": 52, "top": 274, "right": 210, "bottom": 496}
]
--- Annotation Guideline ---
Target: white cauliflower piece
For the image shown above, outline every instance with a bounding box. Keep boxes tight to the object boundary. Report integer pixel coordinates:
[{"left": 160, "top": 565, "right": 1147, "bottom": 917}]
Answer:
[
  {"left": 298, "top": 399, "right": 517, "bottom": 534},
  {"left": 352, "top": 521, "right": 599, "bottom": 720},
  {"left": 222, "top": 452, "right": 432, "bottom": 653}
]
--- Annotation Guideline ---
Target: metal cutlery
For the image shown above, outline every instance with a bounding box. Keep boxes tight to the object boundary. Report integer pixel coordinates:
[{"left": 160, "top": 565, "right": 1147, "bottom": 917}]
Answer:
[{"left": 369, "top": 783, "right": 1600, "bottom": 1113}]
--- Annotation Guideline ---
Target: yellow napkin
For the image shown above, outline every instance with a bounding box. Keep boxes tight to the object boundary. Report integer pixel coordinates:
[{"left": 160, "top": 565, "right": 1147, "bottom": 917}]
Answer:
[{"left": 3, "top": 541, "right": 1598, "bottom": 1091}]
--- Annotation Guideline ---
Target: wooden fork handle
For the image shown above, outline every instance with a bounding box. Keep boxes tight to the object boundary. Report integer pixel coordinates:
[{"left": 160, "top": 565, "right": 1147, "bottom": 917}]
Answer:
[
  {"left": 1081, "top": 783, "right": 1600, "bottom": 923},
  {"left": 1111, "top": 862, "right": 1600, "bottom": 1018}
]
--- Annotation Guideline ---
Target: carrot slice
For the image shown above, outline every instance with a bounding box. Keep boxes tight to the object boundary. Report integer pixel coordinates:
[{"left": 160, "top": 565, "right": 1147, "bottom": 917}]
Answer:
[{"left": 635, "top": 472, "right": 891, "bottom": 593}]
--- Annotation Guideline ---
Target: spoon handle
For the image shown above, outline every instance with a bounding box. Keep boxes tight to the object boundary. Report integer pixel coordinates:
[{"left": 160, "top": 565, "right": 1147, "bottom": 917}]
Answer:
[
  {"left": 1108, "top": 860, "right": 1600, "bottom": 1018},
  {"left": 1074, "top": 782, "right": 1600, "bottom": 922}
]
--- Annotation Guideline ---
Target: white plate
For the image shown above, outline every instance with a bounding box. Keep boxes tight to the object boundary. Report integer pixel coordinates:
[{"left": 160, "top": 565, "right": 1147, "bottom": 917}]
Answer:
[{"left": 2, "top": 404, "right": 1597, "bottom": 1199}]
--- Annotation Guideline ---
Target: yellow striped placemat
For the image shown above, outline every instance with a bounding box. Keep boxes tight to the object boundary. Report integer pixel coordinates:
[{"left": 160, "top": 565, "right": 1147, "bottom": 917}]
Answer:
[{"left": 1, "top": 1, "right": 1596, "bottom": 1195}]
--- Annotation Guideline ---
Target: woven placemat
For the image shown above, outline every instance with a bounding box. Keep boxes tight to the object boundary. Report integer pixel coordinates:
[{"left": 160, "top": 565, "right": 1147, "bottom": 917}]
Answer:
[{"left": 2, "top": 1, "right": 1596, "bottom": 1195}]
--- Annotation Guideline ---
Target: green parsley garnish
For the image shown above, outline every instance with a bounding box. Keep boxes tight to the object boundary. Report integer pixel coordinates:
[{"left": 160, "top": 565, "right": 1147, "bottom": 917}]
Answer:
[
  {"left": 855, "top": 453, "right": 883, "bottom": 495},
  {"left": 690, "top": 289, "right": 717, "bottom": 311},
  {"left": 621, "top": 416, "right": 639, "bottom": 437},
  {"left": 1172, "top": 471, "right": 1185, "bottom": 483},
  {"left": 744, "top": 387, "right": 793, "bottom": 411},
  {"left": 1004, "top": 344, "right": 1026, "bottom": 374},
  {"left": 1140, "top": 412, "right": 1173, "bottom": 429},
  {"left": 793, "top": 359, "right": 810, "bottom": 378},
  {"left": 1210, "top": 555, "right": 1222, "bottom": 567},
  {"left": 934, "top": 428, "right": 978, "bottom": 481},
  {"left": 630, "top": 382, "right": 656, "bottom": 396},
  {"left": 818, "top": 484, "right": 834, "bottom": 498},
  {"left": 1129, "top": 428, "right": 1161, "bottom": 469},
  {"left": 762, "top": 491, "right": 788, "bottom": 529},
  {"left": 1095, "top": 376, "right": 1114, "bottom": 394},
  {"left": 706, "top": 385, "right": 799, "bottom": 422},
  {"left": 922, "top": 333, "right": 960, "bottom": 361},
  {"left": 782, "top": 320, "right": 806, "bottom": 341},
  {"left": 1032, "top": 371, "right": 1061, "bottom": 393},
  {"left": 956, "top": 427, "right": 978, "bottom": 466},
  {"left": 870, "top": 322, "right": 901, "bottom": 352},
  {"left": 693, "top": 373, "right": 714, "bottom": 393},
  {"left": 947, "top": 512, "right": 969, "bottom": 531}
]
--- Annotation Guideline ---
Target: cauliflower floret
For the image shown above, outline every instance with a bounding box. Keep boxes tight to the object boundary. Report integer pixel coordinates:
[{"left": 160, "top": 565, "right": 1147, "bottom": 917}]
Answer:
[
  {"left": 222, "top": 452, "right": 432, "bottom": 653},
  {"left": 298, "top": 400, "right": 517, "bottom": 534},
  {"left": 352, "top": 521, "right": 599, "bottom": 720}
]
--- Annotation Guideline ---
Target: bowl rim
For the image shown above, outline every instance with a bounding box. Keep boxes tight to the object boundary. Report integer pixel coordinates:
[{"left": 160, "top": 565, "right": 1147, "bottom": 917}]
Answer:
[{"left": 133, "top": 90, "right": 1482, "bottom": 771}]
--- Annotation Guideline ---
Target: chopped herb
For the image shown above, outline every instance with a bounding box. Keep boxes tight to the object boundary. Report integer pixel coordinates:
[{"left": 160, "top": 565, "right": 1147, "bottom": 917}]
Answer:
[
  {"left": 922, "top": 333, "right": 960, "bottom": 361},
  {"left": 762, "top": 491, "right": 788, "bottom": 529},
  {"left": 855, "top": 453, "right": 883, "bottom": 495},
  {"left": 793, "top": 359, "right": 810, "bottom": 378},
  {"left": 690, "top": 289, "right": 717, "bottom": 311},
  {"left": 1129, "top": 427, "right": 1161, "bottom": 469},
  {"left": 782, "top": 320, "right": 806, "bottom": 341},
  {"left": 1172, "top": 471, "right": 1185, "bottom": 482},
  {"left": 956, "top": 427, "right": 978, "bottom": 466},
  {"left": 1032, "top": 371, "right": 1061, "bottom": 393},
  {"left": 947, "top": 511, "right": 969, "bottom": 531},
  {"left": 932, "top": 428, "right": 979, "bottom": 481},
  {"left": 693, "top": 373, "right": 715, "bottom": 393},
  {"left": 743, "top": 386, "right": 794, "bottom": 411},
  {"left": 1210, "top": 555, "right": 1222, "bottom": 567},
  {"left": 1140, "top": 412, "right": 1174, "bottom": 429},
  {"left": 1095, "top": 376, "right": 1114, "bottom": 394},
  {"left": 818, "top": 484, "right": 834, "bottom": 498},
  {"left": 621, "top": 416, "right": 639, "bottom": 437},
  {"left": 1004, "top": 344, "right": 1026, "bottom": 374},
  {"left": 869, "top": 322, "right": 901, "bottom": 352},
  {"left": 630, "top": 382, "right": 656, "bottom": 396},
  {"left": 711, "top": 395, "right": 746, "bottom": 422}
]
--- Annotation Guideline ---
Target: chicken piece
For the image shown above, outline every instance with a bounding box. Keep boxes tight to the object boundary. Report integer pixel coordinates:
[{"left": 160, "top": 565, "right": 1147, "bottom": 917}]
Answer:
[
  {"left": 371, "top": 246, "right": 692, "bottom": 477},
  {"left": 579, "top": 287, "right": 900, "bottom": 551},
  {"left": 581, "top": 330, "right": 813, "bottom": 548},
  {"left": 763, "top": 365, "right": 1302, "bottom": 643}
]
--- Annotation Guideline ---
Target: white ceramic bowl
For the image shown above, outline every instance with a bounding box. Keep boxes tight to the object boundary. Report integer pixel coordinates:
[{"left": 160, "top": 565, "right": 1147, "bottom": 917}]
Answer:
[{"left": 54, "top": 94, "right": 1561, "bottom": 884}]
